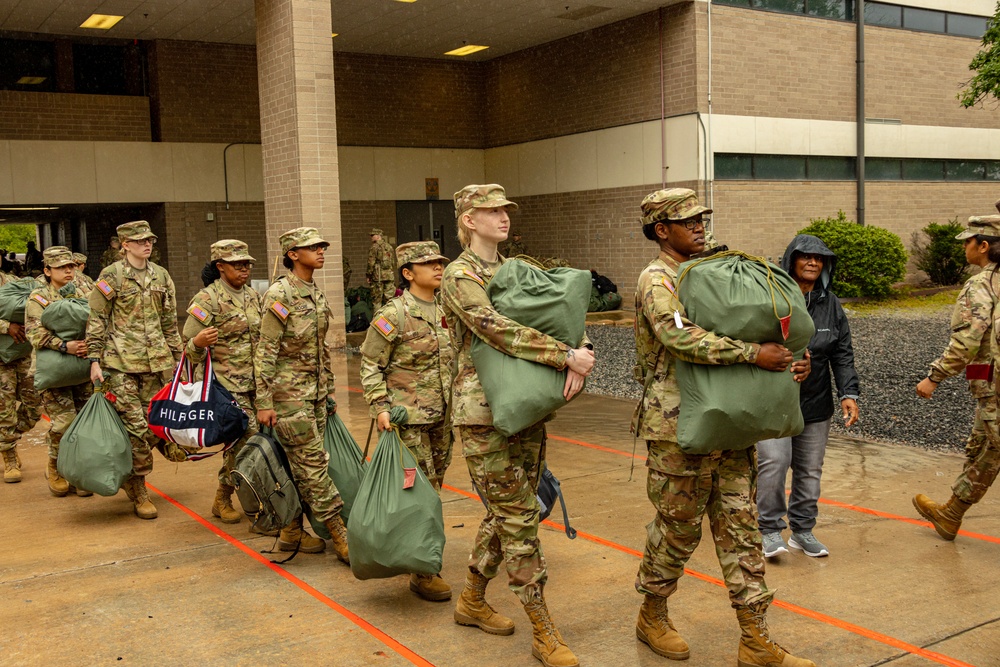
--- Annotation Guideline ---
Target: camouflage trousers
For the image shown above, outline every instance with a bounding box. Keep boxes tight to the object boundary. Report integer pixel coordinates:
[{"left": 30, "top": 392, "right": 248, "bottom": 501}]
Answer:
[
  {"left": 40, "top": 382, "right": 93, "bottom": 461},
  {"left": 460, "top": 423, "right": 547, "bottom": 606},
  {"left": 274, "top": 398, "right": 343, "bottom": 523},
  {"left": 399, "top": 419, "right": 453, "bottom": 492},
  {"left": 636, "top": 439, "right": 773, "bottom": 610},
  {"left": 103, "top": 369, "right": 167, "bottom": 478},
  {"left": 952, "top": 396, "right": 1000, "bottom": 504},
  {"left": 218, "top": 391, "right": 259, "bottom": 488},
  {"left": 0, "top": 356, "right": 41, "bottom": 451},
  {"left": 372, "top": 281, "right": 396, "bottom": 311}
]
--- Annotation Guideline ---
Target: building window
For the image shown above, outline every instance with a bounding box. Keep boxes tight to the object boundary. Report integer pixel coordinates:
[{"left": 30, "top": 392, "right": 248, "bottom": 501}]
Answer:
[
  {"left": 0, "top": 38, "right": 56, "bottom": 92},
  {"left": 902, "top": 7, "right": 945, "bottom": 33},
  {"left": 716, "top": 155, "right": 1000, "bottom": 182},
  {"left": 73, "top": 44, "right": 128, "bottom": 95},
  {"left": 947, "top": 14, "right": 989, "bottom": 38}
]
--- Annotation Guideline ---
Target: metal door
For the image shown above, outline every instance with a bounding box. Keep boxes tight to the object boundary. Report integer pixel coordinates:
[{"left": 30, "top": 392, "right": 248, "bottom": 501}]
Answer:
[{"left": 395, "top": 201, "right": 459, "bottom": 261}]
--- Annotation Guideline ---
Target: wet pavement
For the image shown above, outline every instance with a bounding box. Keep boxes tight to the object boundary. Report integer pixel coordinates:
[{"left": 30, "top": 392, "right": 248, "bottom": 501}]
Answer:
[{"left": 2, "top": 350, "right": 998, "bottom": 666}]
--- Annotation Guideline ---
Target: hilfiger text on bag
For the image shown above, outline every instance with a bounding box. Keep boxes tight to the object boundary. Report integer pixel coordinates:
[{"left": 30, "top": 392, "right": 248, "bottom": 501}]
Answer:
[{"left": 156, "top": 407, "right": 216, "bottom": 423}]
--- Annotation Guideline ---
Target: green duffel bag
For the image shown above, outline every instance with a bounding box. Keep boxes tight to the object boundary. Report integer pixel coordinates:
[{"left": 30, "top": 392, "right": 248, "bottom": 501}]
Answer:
[
  {"left": 471, "top": 260, "right": 592, "bottom": 437},
  {"left": 348, "top": 406, "right": 444, "bottom": 580},
  {"left": 35, "top": 297, "right": 91, "bottom": 391},
  {"left": 0, "top": 277, "right": 38, "bottom": 363},
  {"left": 0, "top": 335, "right": 31, "bottom": 364},
  {"left": 57, "top": 391, "right": 132, "bottom": 496},
  {"left": 673, "top": 251, "right": 815, "bottom": 455},
  {"left": 307, "top": 402, "right": 369, "bottom": 538}
]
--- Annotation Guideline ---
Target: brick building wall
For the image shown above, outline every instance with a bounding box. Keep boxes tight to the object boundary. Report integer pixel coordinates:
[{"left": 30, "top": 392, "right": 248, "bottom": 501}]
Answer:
[
  {"left": 334, "top": 53, "right": 484, "bottom": 149},
  {"left": 0, "top": 91, "right": 151, "bottom": 142},
  {"left": 341, "top": 200, "right": 397, "bottom": 289},
  {"left": 149, "top": 40, "right": 261, "bottom": 143}
]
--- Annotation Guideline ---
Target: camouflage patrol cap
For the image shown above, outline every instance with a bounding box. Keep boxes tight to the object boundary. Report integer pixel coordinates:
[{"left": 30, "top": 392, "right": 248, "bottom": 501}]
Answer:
[
  {"left": 454, "top": 184, "right": 518, "bottom": 219},
  {"left": 43, "top": 246, "right": 76, "bottom": 268},
  {"left": 280, "top": 227, "right": 329, "bottom": 255},
  {"left": 117, "top": 220, "right": 157, "bottom": 242},
  {"left": 396, "top": 241, "right": 448, "bottom": 267},
  {"left": 73, "top": 252, "right": 87, "bottom": 265},
  {"left": 640, "top": 188, "right": 712, "bottom": 226},
  {"left": 210, "top": 239, "right": 256, "bottom": 263},
  {"left": 370, "top": 228, "right": 384, "bottom": 237},
  {"left": 956, "top": 215, "right": 1000, "bottom": 240}
]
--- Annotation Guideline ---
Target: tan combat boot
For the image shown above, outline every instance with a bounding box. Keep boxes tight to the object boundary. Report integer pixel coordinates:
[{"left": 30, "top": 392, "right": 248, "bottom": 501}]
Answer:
[
  {"left": 130, "top": 477, "right": 158, "bottom": 520},
  {"left": 322, "top": 515, "right": 350, "bottom": 564},
  {"left": 47, "top": 458, "right": 70, "bottom": 497},
  {"left": 636, "top": 594, "right": 690, "bottom": 660},
  {"left": 278, "top": 515, "right": 325, "bottom": 554},
  {"left": 3, "top": 448, "right": 21, "bottom": 483},
  {"left": 211, "top": 484, "right": 242, "bottom": 524},
  {"left": 524, "top": 596, "right": 579, "bottom": 667},
  {"left": 913, "top": 493, "right": 972, "bottom": 541},
  {"left": 736, "top": 606, "right": 815, "bottom": 667},
  {"left": 73, "top": 486, "right": 93, "bottom": 497},
  {"left": 410, "top": 573, "right": 452, "bottom": 602},
  {"left": 454, "top": 571, "right": 515, "bottom": 636}
]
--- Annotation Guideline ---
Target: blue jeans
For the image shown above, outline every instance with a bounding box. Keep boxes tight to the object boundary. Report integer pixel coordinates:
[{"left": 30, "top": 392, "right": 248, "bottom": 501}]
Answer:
[{"left": 755, "top": 419, "right": 831, "bottom": 533}]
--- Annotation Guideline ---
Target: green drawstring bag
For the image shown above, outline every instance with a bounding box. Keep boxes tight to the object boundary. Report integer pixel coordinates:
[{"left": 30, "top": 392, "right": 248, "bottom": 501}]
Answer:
[
  {"left": 0, "top": 277, "right": 38, "bottom": 363},
  {"left": 348, "top": 406, "right": 445, "bottom": 580},
  {"left": 306, "top": 401, "right": 369, "bottom": 538},
  {"left": 471, "top": 260, "right": 592, "bottom": 436},
  {"left": 35, "top": 297, "right": 91, "bottom": 391},
  {"left": 57, "top": 391, "right": 132, "bottom": 496},
  {"left": 673, "top": 252, "right": 815, "bottom": 454}
]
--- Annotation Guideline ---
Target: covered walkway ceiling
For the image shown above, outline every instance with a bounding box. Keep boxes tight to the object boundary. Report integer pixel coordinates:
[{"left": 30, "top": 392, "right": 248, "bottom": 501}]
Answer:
[{"left": 0, "top": 0, "right": 675, "bottom": 59}]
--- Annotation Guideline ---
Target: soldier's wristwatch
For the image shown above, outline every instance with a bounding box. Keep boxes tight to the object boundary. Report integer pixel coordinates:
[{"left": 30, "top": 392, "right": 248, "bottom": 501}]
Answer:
[{"left": 59, "top": 341, "right": 68, "bottom": 353}]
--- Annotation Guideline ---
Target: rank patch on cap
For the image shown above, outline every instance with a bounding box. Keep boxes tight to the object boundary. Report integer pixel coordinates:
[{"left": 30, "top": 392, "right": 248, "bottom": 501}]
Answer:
[
  {"left": 374, "top": 316, "right": 395, "bottom": 337},
  {"left": 187, "top": 303, "right": 209, "bottom": 323},
  {"left": 462, "top": 269, "right": 485, "bottom": 287},
  {"left": 96, "top": 280, "right": 113, "bottom": 297},
  {"left": 31, "top": 294, "right": 49, "bottom": 307},
  {"left": 270, "top": 300, "right": 289, "bottom": 322}
]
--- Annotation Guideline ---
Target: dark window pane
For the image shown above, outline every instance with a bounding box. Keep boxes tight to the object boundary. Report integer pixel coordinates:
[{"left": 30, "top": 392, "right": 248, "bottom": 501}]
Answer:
[
  {"left": 866, "top": 158, "right": 902, "bottom": 180},
  {"left": 73, "top": 44, "right": 126, "bottom": 95},
  {"left": 865, "top": 2, "right": 901, "bottom": 27},
  {"left": 902, "top": 159, "right": 944, "bottom": 180},
  {"left": 755, "top": 0, "right": 805, "bottom": 12},
  {"left": 945, "top": 161, "right": 986, "bottom": 180},
  {"left": 715, "top": 0, "right": 752, "bottom": 5},
  {"left": 0, "top": 38, "right": 56, "bottom": 92},
  {"left": 806, "top": 0, "right": 850, "bottom": 20},
  {"left": 903, "top": 7, "right": 946, "bottom": 33},
  {"left": 807, "top": 156, "right": 856, "bottom": 180},
  {"left": 986, "top": 162, "right": 1000, "bottom": 181},
  {"left": 754, "top": 155, "right": 807, "bottom": 179},
  {"left": 947, "top": 14, "right": 987, "bottom": 38},
  {"left": 715, "top": 154, "right": 753, "bottom": 180}
]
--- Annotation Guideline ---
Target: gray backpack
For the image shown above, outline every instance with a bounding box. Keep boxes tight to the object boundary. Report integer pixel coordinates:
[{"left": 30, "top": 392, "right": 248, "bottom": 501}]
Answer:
[{"left": 232, "top": 430, "right": 301, "bottom": 538}]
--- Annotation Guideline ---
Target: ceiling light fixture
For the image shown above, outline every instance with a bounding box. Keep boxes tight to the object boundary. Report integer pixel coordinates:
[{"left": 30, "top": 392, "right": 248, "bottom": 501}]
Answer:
[
  {"left": 444, "top": 45, "right": 489, "bottom": 56},
  {"left": 0, "top": 206, "right": 60, "bottom": 211},
  {"left": 80, "top": 14, "right": 123, "bottom": 30},
  {"left": 16, "top": 76, "right": 46, "bottom": 85},
  {"left": 394, "top": 0, "right": 419, "bottom": 3},
  {"left": 331, "top": 33, "right": 338, "bottom": 37}
]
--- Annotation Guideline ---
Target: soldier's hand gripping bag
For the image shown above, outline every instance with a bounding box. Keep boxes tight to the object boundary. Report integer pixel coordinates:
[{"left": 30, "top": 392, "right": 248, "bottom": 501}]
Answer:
[
  {"left": 347, "top": 406, "right": 445, "bottom": 580},
  {"left": 35, "top": 297, "right": 91, "bottom": 391},
  {"left": 471, "top": 260, "right": 592, "bottom": 436},
  {"left": 231, "top": 427, "right": 302, "bottom": 536},
  {"left": 307, "top": 400, "right": 369, "bottom": 539},
  {"left": 57, "top": 391, "right": 132, "bottom": 496},
  {"left": 0, "top": 277, "right": 38, "bottom": 363},
  {"left": 674, "top": 252, "right": 815, "bottom": 454}
]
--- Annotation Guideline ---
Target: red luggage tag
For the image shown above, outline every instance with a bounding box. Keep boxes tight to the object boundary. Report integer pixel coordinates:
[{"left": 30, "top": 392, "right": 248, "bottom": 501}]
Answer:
[
  {"left": 966, "top": 364, "right": 994, "bottom": 382},
  {"left": 778, "top": 314, "right": 791, "bottom": 341},
  {"left": 403, "top": 467, "right": 417, "bottom": 489}
]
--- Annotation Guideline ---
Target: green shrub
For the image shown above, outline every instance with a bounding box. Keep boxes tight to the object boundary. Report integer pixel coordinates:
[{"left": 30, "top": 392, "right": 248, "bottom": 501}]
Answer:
[
  {"left": 911, "top": 219, "right": 968, "bottom": 286},
  {"left": 797, "top": 211, "right": 907, "bottom": 298}
]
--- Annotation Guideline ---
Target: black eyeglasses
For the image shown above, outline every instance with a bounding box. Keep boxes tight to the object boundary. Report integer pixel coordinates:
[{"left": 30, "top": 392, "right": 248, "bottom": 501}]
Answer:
[
  {"left": 225, "top": 261, "right": 254, "bottom": 271},
  {"left": 671, "top": 217, "right": 707, "bottom": 231}
]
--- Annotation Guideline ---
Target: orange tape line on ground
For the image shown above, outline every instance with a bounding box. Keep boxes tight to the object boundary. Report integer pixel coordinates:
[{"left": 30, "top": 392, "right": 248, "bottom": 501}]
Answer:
[
  {"left": 441, "top": 482, "right": 976, "bottom": 667},
  {"left": 146, "top": 482, "right": 436, "bottom": 667}
]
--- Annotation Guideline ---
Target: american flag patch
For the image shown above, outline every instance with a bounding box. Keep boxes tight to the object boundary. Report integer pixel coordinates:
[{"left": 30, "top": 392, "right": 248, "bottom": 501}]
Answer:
[
  {"left": 270, "top": 301, "right": 289, "bottom": 322},
  {"left": 462, "top": 269, "right": 484, "bottom": 287},
  {"left": 374, "top": 316, "right": 395, "bottom": 337},
  {"left": 31, "top": 294, "right": 49, "bottom": 307},
  {"left": 96, "top": 280, "right": 113, "bottom": 297},
  {"left": 660, "top": 276, "right": 677, "bottom": 295},
  {"left": 188, "top": 303, "right": 209, "bottom": 323}
]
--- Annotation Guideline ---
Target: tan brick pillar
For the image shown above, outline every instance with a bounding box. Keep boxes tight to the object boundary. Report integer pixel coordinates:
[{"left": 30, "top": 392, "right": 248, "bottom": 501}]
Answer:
[{"left": 255, "top": 0, "right": 345, "bottom": 347}]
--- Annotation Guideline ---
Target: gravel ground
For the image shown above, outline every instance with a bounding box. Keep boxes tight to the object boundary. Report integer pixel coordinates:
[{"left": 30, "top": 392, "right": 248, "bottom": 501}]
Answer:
[{"left": 584, "top": 304, "right": 976, "bottom": 453}]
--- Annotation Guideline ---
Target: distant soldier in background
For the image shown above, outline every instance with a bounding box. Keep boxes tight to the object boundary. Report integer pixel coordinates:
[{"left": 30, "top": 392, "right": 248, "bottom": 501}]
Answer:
[
  {"left": 24, "top": 241, "right": 43, "bottom": 277},
  {"left": 366, "top": 227, "right": 396, "bottom": 311},
  {"left": 73, "top": 253, "right": 96, "bottom": 293},
  {"left": 100, "top": 237, "right": 121, "bottom": 270},
  {"left": 501, "top": 230, "right": 528, "bottom": 258},
  {"left": 343, "top": 256, "right": 352, "bottom": 289}
]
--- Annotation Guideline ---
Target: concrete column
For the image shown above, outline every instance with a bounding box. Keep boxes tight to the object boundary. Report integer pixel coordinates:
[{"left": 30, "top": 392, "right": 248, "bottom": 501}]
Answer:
[{"left": 255, "top": 0, "right": 345, "bottom": 347}]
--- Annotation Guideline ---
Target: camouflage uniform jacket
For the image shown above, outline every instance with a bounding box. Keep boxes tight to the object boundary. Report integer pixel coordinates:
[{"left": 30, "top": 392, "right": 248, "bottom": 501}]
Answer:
[
  {"left": 100, "top": 247, "right": 120, "bottom": 270},
  {"left": 254, "top": 272, "right": 336, "bottom": 411},
  {"left": 85, "top": 260, "right": 183, "bottom": 374},
  {"left": 366, "top": 239, "right": 396, "bottom": 283},
  {"left": 441, "top": 248, "right": 575, "bottom": 426},
  {"left": 632, "top": 251, "right": 762, "bottom": 440},
  {"left": 930, "top": 264, "right": 998, "bottom": 399},
  {"left": 73, "top": 272, "right": 96, "bottom": 295},
  {"left": 503, "top": 240, "right": 528, "bottom": 257},
  {"left": 25, "top": 282, "right": 81, "bottom": 351},
  {"left": 359, "top": 289, "right": 454, "bottom": 423},
  {"left": 183, "top": 280, "right": 262, "bottom": 395}
]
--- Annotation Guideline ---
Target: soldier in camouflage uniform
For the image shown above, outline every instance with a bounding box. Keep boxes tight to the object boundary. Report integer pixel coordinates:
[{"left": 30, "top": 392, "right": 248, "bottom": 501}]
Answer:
[
  {"left": 366, "top": 227, "right": 397, "bottom": 311},
  {"left": 631, "top": 189, "right": 815, "bottom": 667},
  {"left": 361, "top": 240, "right": 455, "bottom": 602},
  {"left": 183, "top": 240, "right": 264, "bottom": 530},
  {"left": 255, "top": 227, "right": 349, "bottom": 562},
  {"left": 25, "top": 247, "right": 93, "bottom": 497},
  {"left": 100, "top": 237, "right": 121, "bottom": 271},
  {"left": 914, "top": 214, "right": 1000, "bottom": 540},
  {"left": 87, "top": 220, "right": 183, "bottom": 519},
  {"left": 0, "top": 269, "right": 42, "bottom": 483},
  {"left": 73, "top": 252, "right": 96, "bottom": 293},
  {"left": 501, "top": 231, "right": 529, "bottom": 258},
  {"left": 443, "top": 184, "right": 594, "bottom": 667}
]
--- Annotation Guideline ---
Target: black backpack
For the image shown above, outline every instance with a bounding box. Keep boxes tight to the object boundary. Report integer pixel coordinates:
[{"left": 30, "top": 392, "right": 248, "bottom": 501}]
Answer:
[
  {"left": 473, "top": 466, "right": 577, "bottom": 539},
  {"left": 232, "top": 430, "right": 301, "bottom": 538}
]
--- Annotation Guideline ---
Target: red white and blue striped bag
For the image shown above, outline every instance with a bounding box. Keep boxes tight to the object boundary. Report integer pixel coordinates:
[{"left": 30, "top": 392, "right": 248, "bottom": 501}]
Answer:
[{"left": 147, "top": 350, "right": 249, "bottom": 461}]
